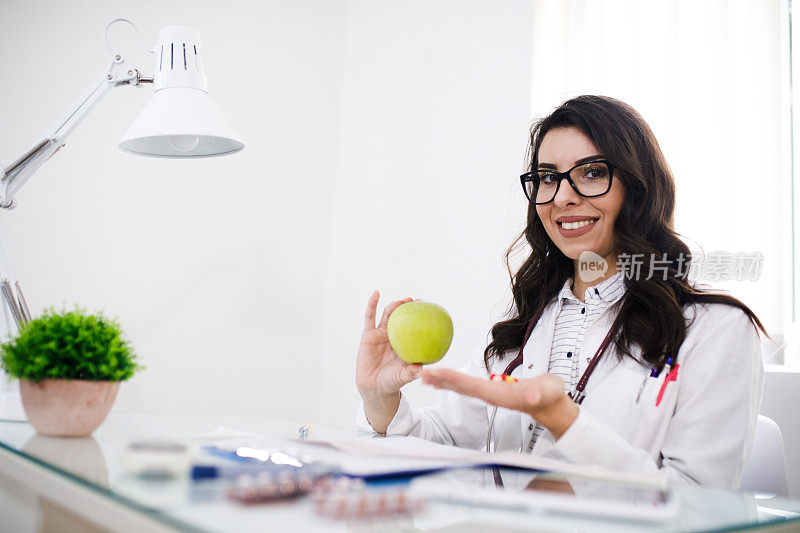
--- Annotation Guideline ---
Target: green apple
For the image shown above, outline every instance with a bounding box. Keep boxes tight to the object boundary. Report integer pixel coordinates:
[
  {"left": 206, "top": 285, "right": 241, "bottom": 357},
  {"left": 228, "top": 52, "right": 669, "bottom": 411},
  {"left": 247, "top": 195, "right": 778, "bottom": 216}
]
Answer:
[{"left": 387, "top": 301, "right": 453, "bottom": 364}]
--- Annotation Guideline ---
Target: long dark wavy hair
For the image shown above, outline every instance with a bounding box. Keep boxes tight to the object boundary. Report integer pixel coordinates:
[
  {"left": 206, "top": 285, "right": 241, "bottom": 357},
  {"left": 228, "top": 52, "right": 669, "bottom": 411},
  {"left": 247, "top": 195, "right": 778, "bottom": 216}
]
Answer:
[{"left": 485, "top": 95, "right": 768, "bottom": 370}]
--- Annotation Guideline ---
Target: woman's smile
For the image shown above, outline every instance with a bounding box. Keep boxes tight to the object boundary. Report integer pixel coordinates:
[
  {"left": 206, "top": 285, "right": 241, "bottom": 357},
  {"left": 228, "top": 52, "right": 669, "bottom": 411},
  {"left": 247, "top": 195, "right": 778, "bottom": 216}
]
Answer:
[{"left": 556, "top": 215, "right": 600, "bottom": 238}]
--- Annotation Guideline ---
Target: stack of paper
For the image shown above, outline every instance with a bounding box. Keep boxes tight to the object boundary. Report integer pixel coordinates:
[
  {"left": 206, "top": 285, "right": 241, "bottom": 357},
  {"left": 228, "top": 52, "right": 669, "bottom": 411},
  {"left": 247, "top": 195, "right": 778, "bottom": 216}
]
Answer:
[{"left": 199, "top": 428, "right": 663, "bottom": 485}]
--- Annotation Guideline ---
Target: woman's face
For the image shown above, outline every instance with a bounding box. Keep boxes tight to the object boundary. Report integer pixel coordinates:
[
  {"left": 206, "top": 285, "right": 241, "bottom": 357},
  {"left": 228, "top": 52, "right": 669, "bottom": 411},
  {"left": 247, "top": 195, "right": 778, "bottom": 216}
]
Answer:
[{"left": 534, "top": 126, "right": 625, "bottom": 264}]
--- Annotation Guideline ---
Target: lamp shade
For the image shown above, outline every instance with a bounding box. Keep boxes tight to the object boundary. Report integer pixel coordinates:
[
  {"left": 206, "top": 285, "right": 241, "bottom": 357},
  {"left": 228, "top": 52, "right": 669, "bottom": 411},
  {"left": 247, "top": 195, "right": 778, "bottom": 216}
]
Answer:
[{"left": 119, "top": 26, "right": 243, "bottom": 158}]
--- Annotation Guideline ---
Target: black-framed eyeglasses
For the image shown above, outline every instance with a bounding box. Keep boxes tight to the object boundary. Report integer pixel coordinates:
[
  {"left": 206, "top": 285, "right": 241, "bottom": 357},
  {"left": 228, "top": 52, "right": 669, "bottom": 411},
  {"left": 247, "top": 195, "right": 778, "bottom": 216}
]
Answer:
[{"left": 519, "top": 159, "right": 615, "bottom": 205}]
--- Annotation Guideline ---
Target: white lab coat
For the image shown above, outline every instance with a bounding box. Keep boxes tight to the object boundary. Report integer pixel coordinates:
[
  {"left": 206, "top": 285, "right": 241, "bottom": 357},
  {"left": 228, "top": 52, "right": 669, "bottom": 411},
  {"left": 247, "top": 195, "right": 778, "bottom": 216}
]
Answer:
[{"left": 356, "top": 299, "right": 764, "bottom": 490}]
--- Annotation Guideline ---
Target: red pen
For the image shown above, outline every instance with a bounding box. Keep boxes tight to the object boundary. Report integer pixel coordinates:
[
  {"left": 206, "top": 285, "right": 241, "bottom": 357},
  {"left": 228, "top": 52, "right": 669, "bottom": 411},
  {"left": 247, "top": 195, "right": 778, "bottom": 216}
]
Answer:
[{"left": 655, "top": 364, "right": 679, "bottom": 406}]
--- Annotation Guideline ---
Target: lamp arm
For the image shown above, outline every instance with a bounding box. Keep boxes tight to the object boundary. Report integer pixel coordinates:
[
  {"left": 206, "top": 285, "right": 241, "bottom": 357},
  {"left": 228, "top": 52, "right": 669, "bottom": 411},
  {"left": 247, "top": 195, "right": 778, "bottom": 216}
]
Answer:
[{"left": 0, "top": 55, "right": 150, "bottom": 209}]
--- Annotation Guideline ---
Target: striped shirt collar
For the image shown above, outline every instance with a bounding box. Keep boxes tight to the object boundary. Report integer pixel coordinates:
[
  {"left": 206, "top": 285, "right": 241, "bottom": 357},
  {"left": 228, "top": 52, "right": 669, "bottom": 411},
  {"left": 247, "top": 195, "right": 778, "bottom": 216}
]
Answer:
[{"left": 559, "top": 270, "right": 626, "bottom": 305}]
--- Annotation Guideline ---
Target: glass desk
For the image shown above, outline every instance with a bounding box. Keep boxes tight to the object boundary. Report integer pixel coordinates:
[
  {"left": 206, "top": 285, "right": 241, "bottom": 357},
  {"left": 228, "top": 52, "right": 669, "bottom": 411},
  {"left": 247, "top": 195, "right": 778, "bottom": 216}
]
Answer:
[{"left": 1, "top": 413, "right": 798, "bottom": 532}]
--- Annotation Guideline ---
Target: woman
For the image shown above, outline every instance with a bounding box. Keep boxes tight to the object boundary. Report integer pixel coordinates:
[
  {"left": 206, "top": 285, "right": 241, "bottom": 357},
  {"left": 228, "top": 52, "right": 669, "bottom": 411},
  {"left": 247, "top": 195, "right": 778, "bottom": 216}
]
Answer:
[{"left": 355, "top": 95, "right": 765, "bottom": 489}]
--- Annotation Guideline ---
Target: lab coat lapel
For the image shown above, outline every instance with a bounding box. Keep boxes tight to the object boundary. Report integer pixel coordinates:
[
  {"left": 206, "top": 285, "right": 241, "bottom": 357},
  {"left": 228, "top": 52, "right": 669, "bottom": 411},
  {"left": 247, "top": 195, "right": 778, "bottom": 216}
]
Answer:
[
  {"left": 518, "top": 299, "right": 560, "bottom": 443},
  {"left": 577, "top": 307, "right": 620, "bottom": 390},
  {"left": 520, "top": 300, "right": 559, "bottom": 380}
]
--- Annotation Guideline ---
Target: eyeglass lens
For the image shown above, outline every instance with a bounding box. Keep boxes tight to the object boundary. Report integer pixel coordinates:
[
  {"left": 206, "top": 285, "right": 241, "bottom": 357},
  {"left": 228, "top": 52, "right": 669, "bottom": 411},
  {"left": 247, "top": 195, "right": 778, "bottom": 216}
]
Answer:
[{"left": 525, "top": 161, "right": 612, "bottom": 204}]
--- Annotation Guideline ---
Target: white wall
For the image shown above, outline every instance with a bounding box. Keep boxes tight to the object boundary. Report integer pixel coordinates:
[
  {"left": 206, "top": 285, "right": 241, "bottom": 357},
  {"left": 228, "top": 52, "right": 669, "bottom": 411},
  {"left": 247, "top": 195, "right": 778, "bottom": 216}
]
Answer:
[{"left": 317, "top": 0, "right": 536, "bottom": 427}]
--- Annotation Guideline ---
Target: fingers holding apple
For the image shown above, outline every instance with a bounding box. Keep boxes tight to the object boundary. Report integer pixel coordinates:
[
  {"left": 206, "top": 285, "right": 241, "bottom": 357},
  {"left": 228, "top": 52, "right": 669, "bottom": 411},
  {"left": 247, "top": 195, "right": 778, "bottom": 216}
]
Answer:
[
  {"left": 363, "top": 290, "right": 381, "bottom": 331},
  {"left": 398, "top": 362, "right": 424, "bottom": 386},
  {"left": 357, "top": 293, "right": 454, "bottom": 398},
  {"left": 363, "top": 290, "right": 413, "bottom": 333},
  {"left": 359, "top": 293, "right": 413, "bottom": 352},
  {"left": 357, "top": 291, "right": 421, "bottom": 396}
]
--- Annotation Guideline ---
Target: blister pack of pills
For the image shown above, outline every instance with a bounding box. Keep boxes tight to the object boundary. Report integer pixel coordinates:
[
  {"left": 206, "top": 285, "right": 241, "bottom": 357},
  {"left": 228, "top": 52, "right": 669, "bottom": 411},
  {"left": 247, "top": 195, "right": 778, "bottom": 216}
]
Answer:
[
  {"left": 227, "top": 470, "right": 326, "bottom": 503},
  {"left": 311, "top": 478, "right": 425, "bottom": 520}
]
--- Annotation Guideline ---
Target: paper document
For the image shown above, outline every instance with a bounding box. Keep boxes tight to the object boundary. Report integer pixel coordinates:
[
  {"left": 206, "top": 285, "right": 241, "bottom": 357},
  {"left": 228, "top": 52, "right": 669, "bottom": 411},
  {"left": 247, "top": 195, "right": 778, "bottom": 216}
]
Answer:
[
  {"left": 330, "top": 435, "right": 489, "bottom": 461},
  {"left": 328, "top": 437, "right": 661, "bottom": 485},
  {"left": 197, "top": 429, "right": 664, "bottom": 485},
  {"left": 204, "top": 434, "right": 492, "bottom": 478}
]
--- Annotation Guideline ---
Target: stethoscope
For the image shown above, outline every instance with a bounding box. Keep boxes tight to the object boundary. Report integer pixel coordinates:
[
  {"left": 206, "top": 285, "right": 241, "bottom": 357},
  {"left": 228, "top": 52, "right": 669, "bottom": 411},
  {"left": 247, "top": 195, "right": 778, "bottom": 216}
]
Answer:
[{"left": 485, "top": 309, "right": 618, "bottom": 453}]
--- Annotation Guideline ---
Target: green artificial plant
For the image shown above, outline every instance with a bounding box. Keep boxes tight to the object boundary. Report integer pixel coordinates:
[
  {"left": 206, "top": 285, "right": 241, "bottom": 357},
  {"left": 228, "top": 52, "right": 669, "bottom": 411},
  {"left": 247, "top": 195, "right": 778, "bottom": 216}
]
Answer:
[{"left": 0, "top": 307, "right": 142, "bottom": 382}]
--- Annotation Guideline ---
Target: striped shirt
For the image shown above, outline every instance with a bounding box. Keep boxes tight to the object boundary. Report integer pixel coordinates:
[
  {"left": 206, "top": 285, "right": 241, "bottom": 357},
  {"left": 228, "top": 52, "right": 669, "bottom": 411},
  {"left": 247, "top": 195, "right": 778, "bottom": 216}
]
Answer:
[{"left": 527, "top": 271, "right": 627, "bottom": 452}]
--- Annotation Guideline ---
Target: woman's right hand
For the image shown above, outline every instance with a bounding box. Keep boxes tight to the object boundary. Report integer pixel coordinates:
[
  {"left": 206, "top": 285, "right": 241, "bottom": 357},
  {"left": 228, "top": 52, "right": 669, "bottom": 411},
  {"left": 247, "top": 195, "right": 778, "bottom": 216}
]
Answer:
[{"left": 356, "top": 290, "right": 423, "bottom": 399}]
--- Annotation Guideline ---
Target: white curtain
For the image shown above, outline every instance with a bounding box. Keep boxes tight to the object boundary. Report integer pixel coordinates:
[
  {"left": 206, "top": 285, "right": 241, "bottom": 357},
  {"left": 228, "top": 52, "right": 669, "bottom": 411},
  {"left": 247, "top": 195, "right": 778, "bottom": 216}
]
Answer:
[{"left": 530, "top": 0, "right": 790, "bottom": 364}]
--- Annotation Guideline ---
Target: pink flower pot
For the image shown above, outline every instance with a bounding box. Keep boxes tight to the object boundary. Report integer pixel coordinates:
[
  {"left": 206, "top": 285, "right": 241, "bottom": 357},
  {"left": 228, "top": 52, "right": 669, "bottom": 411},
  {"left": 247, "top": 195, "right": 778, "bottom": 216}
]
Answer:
[{"left": 19, "top": 379, "right": 120, "bottom": 437}]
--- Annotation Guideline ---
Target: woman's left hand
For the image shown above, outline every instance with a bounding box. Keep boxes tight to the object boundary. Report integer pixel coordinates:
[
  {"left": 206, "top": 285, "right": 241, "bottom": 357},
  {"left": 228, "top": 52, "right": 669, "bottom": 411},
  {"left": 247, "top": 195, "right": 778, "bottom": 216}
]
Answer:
[{"left": 420, "top": 369, "right": 580, "bottom": 440}]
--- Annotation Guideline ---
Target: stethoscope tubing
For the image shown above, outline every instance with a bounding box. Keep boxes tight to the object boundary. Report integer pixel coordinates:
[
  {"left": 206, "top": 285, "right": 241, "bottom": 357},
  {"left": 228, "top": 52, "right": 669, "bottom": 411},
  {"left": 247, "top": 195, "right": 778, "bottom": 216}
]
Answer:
[{"left": 484, "top": 309, "right": 617, "bottom": 453}]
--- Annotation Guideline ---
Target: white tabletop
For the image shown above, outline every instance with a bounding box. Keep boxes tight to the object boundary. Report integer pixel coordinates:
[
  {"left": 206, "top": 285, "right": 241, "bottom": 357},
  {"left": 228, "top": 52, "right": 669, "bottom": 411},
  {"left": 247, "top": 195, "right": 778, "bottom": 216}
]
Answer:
[{"left": 1, "top": 412, "right": 798, "bottom": 532}]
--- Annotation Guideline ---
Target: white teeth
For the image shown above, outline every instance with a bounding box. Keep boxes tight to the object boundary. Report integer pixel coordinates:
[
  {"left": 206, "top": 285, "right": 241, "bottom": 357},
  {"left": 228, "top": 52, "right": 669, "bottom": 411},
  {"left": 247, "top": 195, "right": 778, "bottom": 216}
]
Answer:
[{"left": 561, "top": 219, "right": 597, "bottom": 230}]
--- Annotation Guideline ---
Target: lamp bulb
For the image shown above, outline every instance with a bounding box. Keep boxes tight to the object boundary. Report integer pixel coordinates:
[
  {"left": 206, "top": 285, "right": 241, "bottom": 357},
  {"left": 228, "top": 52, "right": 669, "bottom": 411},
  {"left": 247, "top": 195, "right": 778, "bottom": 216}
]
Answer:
[{"left": 168, "top": 135, "right": 200, "bottom": 152}]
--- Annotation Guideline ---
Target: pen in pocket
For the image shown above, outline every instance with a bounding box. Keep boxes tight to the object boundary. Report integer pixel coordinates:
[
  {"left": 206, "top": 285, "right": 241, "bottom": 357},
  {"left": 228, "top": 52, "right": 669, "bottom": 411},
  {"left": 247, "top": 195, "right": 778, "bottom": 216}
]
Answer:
[
  {"left": 635, "top": 365, "right": 661, "bottom": 403},
  {"left": 656, "top": 362, "right": 680, "bottom": 407}
]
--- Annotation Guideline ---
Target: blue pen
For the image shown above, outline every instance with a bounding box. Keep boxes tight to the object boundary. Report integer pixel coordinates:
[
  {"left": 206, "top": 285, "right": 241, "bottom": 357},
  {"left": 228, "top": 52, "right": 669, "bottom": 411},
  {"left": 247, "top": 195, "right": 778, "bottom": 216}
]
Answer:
[
  {"left": 662, "top": 357, "right": 675, "bottom": 378},
  {"left": 191, "top": 458, "right": 340, "bottom": 481},
  {"left": 191, "top": 462, "right": 296, "bottom": 480},
  {"left": 193, "top": 446, "right": 340, "bottom": 481},
  {"left": 650, "top": 357, "right": 675, "bottom": 402},
  {"left": 635, "top": 364, "right": 662, "bottom": 403}
]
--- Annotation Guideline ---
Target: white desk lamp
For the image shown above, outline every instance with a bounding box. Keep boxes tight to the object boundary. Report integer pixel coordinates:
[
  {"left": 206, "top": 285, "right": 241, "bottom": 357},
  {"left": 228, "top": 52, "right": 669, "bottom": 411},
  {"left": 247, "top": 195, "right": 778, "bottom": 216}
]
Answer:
[{"left": 0, "top": 19, "right": 244, "bottom": 420}]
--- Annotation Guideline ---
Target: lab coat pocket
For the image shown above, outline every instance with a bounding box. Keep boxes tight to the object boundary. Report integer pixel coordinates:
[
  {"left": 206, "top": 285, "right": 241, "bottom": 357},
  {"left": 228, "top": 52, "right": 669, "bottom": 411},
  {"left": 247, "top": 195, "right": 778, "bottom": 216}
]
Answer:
[{"left": 631, "top": 370, "right": 679, "bottom": 454}]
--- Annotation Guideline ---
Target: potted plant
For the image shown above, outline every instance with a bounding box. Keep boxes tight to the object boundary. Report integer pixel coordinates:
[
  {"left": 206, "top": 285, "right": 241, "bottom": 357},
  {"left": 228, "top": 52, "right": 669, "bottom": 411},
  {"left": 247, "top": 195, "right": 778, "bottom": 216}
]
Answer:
[{"left": 0, "top": 307, "right": 142, "bottom": 437}]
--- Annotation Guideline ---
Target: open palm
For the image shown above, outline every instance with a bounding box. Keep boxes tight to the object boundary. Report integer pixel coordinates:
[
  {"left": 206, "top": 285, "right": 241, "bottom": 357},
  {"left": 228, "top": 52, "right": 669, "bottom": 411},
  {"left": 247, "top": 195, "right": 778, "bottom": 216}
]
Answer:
[
  {"left": 420, "top": 368, "right": 567, "bottom": 415},
  {"left": 420, "top": 368, "right": 578, "bottom": 438}
]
